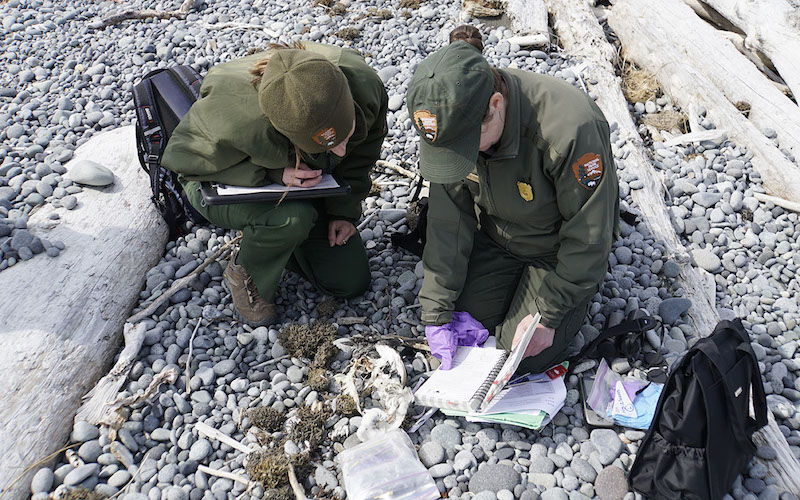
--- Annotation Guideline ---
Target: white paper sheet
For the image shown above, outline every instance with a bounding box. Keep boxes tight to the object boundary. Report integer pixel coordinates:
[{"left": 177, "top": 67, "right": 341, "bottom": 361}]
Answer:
[
  {"left": 480, "top": 374, "right": 567, "bottom": 416},
  {"left": 216, "top": 173, "right": 342, "bottom": 195}
]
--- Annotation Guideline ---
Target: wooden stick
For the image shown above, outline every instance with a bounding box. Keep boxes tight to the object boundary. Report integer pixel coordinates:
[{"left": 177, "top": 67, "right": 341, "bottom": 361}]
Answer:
[
  {"left": 336, "top": 316, "right": 367, "bottom": 325},
  {"left": 195, "top": 421, "right": 254, "bottom": 454},
  {"left": 200, "top": 22, "right": 279, "bottom": 37},
  {"left": 74, "top": 322, "right": 148, "bottom": 425},
  {"left": 663, "top": 129, "right": 728, "bottom": 147},
  {"left": 184, "top": 318, "right": 204, "bottom": 395},
  {"left": 251, "top": 354, "right": 289, "bottom": 370},
  {"left": 128, "top": 235, "right": 241, "bottom": 324},
  {"left": 197, "top": 465, "right": 254, "bottom": 487},
  {"left": 375, "top": 160, "right": 422, "bottom": 181},
  {"left": 287, "top": 464, "right": 307, "bottom": 500},
  {"left": 754, "top": 192, "right": 800, "bottom": 213}
]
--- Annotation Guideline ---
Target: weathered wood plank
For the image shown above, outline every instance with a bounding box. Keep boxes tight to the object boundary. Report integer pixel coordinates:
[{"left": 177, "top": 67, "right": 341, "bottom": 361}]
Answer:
[
  {"left": 696, "top": 0, "right": 800, "bottom": 104},
  {"left": 607, "top": 0, "right": 800, "bottom": 205},
  {"left": 0, "top": 126, "right": 168, "bottom": 499},
  {"left": 546, "top": 0, "right": 800, "bottom": 493}
]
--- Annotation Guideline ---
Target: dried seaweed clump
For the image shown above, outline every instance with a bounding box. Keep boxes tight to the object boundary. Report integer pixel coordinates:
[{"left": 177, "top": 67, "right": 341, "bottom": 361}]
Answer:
[
  {"left": 247, "top": 449, "right": 310, "bottom": 489},
  {"left": 313, "top": 0, "right": 335, "bottom": 7},
  {"left": 358, "top": 7, "right": 392, "bottom": 20},
  {"left": 279, "top": 321, "right": 336, "bottom": 360},
  {"left": 247, "top": 406, "right": 285, "bottom": 432},
  {"left": 399, "top": 0, "right": 422, "bottom": 8},
  {"left": 335, "top": 27, "right": 360, "bottom": 40},
  {"left": 289, "top": 405, "right": 332, "bottom": 448},
  {"left": 335, "top": 394, "right": 359, "bottom": 416},
  {"left": 316, "top": 297, "right": 339, "bottom": 318},
  {"left": 621, "top": 63, "right": 659, "bottom": 104},
  {"left": 330, "top": 3, "right": 347, "bottom": 15},
  {"left": 307, "top": 366, "right": 329, "bottom": 391},
  {"left": 62, "top": 488, "right": 106, "bottom": 500},
  {"left": 642, "top": 110, "right": 688, "bottom": 132},
  {"left": 369, "top": 180, "right": 382, "bottom": 196}
]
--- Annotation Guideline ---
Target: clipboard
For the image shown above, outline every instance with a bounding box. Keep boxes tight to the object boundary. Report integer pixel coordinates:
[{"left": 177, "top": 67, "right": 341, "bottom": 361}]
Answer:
[{"left": 199, "top": 174, "right": 350, "bottom": 205}]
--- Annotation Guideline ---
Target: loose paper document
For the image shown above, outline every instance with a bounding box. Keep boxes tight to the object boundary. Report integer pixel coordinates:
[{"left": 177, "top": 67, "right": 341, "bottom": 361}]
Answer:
[
  {"left": 216, "top": 173, "right": 342, "bottom": 195},
  {"left": 481, "top": 374, "right": 567, "bottom": 416}
]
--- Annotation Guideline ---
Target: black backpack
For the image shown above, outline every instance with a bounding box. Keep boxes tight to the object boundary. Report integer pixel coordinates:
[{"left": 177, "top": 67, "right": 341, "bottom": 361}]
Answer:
[
  {"left": 133, "top": 66, "right": 207, "bottom": 239},
  {"left": 629, "top": 319, "right": 767, "bottom": 499}
]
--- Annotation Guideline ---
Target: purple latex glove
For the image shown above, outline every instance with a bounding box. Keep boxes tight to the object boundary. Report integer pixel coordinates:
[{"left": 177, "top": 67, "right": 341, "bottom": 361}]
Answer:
[{"left": 426, "top": 312, "right": 490, "bottom": 370}]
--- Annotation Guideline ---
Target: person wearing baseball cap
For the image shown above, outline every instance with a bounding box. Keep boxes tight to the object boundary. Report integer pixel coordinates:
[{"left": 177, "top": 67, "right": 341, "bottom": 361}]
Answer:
[
  {"left": 163, "top": 42, "right": 388, "bottom": 326},
  {"left": 408, "top": 25, "right": 620, "bottom": 374}
]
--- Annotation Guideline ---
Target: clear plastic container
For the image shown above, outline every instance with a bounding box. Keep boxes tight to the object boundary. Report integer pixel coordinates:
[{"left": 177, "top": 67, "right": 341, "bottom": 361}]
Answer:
[{"left": 336, "top": 429, "right": 440, "bottom": 500}]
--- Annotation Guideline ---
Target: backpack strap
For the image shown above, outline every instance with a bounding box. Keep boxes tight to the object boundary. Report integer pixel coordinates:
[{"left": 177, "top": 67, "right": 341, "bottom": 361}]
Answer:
[
  {"left": 152, "top": 68, "right": 198, "bottom": 120},
  {"left": 567, "top": 315, "right": 660, "bottom": 367},
  {"left": 132, "top": 74, "right": 166, "bottom": 193}
]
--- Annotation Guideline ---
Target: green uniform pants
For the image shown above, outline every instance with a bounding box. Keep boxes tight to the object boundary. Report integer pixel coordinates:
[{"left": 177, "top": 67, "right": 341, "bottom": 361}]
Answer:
[
  {"left": 454, "top": 231, "right": 592, "bottom": 374},
  {"left": 184, "top": 181, "right": 370, "bottom": 301}
]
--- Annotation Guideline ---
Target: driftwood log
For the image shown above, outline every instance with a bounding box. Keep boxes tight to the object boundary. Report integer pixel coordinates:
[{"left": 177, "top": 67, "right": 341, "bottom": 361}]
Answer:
[
  {"left": 690, "top": 0, "right": 800, "bottom": 104},
  {"left": 607, "top": 0, "right": 800, "bottom": 206},
  {"left": 0, "top": 126, "right": 168, "bottom": 499},
  {"left": 505, "top": 0, "right": 550, "bottom": 47},
  {"left": 544, "top": 0, "right": 800, "bottom": 493}
]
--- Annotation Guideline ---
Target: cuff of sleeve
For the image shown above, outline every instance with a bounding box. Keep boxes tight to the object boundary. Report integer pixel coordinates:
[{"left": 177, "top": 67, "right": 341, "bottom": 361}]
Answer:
[
  {"left": 266, "top": 168, "right": 284, "bottom": 185},
  {"left": 422, "top": 310, "right": 454, "bottom": 326},
  {"left": 532, "top": 298, "right": 563, "bottom": 330}
]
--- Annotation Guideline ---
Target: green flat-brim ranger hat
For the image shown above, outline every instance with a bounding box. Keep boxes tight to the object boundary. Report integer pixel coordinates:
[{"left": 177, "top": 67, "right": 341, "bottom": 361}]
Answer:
[
  {"left": 406, "top": 41, "right": 494, "bottom": 184},
  {"left": 259, "top": 49, "right": 355, "bottom": 154}
]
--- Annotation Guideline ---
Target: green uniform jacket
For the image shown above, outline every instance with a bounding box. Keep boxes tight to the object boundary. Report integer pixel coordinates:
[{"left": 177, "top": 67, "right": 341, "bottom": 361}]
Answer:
[
  {"left": 162, "top": 43, "right": 388, "bottom": 222},
  {"left": 420, "top": 69, "right": 620, "bottom": 329}
]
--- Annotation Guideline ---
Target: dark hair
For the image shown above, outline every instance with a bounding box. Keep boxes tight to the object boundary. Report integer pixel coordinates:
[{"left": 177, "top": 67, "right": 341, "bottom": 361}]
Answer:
[
  {"left": 449, "top": 25, "right": 507, "bottom": 122},
  {"left": 449, "top": 24, "right": 484, "bottom": 52}
]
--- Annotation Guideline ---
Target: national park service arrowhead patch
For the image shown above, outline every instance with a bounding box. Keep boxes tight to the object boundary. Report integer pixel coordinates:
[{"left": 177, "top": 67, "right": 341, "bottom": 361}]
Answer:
[
  {"left": 517, "top": 181, "right": 533, "bottom": 201},
  {"left": 312, "top": 127, "right": 337, "bottom": 147},
  {"left": 572, "top": 152, "right": 603, "bottom": 190},
  {"left": 413, "top": 110, "right": 438, "bottom": 142}
]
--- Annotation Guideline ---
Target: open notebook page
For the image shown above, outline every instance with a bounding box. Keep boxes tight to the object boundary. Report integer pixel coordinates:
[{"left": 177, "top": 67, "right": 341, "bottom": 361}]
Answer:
[{"left": 415, "top": 346, "right": 505, "bottom": 405}]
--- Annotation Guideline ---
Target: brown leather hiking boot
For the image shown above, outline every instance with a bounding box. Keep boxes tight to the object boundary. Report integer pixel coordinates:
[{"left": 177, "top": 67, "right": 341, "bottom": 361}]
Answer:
[{"left": 224, "top": 249, "right": 278, "bottom": 326}]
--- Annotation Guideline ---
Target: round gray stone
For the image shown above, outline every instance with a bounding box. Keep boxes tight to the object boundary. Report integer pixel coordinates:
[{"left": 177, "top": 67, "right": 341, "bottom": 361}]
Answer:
[
  {"left": 468, "top": 464, "right": 520, "bottom": 494},
  {"left": 691, "top": 249, "right": 721, "bottom": 272},
  {"left": 71, "top": 421, "right": 100, "bottom": 442},
  {"left": 63, "top": 463, "right": 100, "bottom": 486},
  {"left": 570, "top": 457, "right": 598, "bottom": 482},
  {"left": 419, "top": 441, "right": 445, "bottom": 467},
  {"left": 213, "top": 359, "right": 236, "bottom": 376},
  {"left": 430, "top": 424, "right": 462, "bottom": 448},
  {"left": 659, "top": 298, "right": 692, "bottom": 324},
  {"left": 189, "top": 439, "right": 212, "bottom": 461},
  {"left": 30, "top": 468, "right": 54, "bottom": 494},
  {"left": 68, "top": 159, "right": 114, "bottom": 187},
  {"left": 595, "top": 466, "right": 628, "bottom": 500}
]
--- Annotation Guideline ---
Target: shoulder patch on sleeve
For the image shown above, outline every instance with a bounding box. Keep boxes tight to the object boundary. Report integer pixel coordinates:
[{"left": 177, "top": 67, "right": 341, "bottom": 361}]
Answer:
[{"left": 571, "top": 152, "right": 603, "bottom": 190}]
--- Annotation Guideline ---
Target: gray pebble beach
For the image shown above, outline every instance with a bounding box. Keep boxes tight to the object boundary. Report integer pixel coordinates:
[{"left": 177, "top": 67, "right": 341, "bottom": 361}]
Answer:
[{"left": 3, "top": 0, "right": 799, "bottom": 498}]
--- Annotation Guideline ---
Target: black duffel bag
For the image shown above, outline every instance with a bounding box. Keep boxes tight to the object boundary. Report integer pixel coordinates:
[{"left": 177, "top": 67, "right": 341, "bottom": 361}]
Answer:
[{"left": 628, "top": 319, "right": 768, "bottom": 499}]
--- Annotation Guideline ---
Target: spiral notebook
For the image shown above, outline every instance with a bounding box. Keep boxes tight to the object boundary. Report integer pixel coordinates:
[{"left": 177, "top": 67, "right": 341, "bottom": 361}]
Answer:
[{"left": 414, "top": 313, "right": 541, "bottom": 413}]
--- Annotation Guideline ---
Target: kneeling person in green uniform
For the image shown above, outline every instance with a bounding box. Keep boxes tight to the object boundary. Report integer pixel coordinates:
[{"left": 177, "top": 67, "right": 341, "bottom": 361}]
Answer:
[
  {"left": 162, "top": 42, "right": 388, "bottom": 326},
  {"left": 408, "top": 26, "right": 619, "bottom": 373}
]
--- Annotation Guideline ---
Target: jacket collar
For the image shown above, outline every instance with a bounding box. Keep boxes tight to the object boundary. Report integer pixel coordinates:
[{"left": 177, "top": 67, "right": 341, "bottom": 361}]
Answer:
[{"left": 486, "top": 69, "right": 521, "bottom": 160}]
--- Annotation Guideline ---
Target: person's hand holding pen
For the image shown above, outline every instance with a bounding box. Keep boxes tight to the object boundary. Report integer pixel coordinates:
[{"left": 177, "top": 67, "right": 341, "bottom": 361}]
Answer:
[{"left": 282, "top": 162, "right": 322, "bottom": 187}]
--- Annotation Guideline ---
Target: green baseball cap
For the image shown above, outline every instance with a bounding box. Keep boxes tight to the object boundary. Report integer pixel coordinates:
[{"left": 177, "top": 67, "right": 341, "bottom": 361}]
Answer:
[
  {"left": 406, "top": 41, "right": 494, "bottom": 183},
  {"left": 258, "top": 49, "right": 355, "bottom": 154}
]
